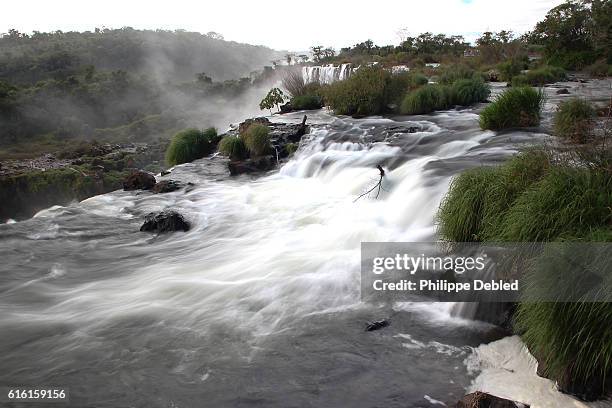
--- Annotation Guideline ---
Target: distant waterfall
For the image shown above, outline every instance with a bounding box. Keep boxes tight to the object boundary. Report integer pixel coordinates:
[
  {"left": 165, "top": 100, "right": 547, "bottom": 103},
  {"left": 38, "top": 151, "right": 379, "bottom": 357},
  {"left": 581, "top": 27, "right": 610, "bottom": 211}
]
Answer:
[{"left": 302, "top": 64, "right": 354, "bottom": 84}]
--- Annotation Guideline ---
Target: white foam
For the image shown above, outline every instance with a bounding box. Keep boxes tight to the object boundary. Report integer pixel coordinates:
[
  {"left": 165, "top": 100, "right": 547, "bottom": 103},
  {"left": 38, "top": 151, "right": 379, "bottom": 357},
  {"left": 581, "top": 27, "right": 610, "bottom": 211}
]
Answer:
[{"left": 465, "top": 336, "right": 612, "bottom": 408}]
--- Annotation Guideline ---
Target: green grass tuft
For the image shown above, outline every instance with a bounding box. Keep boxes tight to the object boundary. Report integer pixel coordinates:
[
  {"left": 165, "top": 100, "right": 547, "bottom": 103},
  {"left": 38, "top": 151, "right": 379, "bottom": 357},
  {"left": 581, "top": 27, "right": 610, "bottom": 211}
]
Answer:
[
  {"left": 479, "top": 87, "right": 544, "bottom": 130},
  {"left": 450, "top": 78, "right": 490, "bottom": 106},
  {"left": 511, "top": 65, "right": 566, "bottom": 87},
  {"left": 165, "top": 128, "right": 219, "bottom": 166},
  {"left": 218, "top": 135, "right": 248, "bottom": 161},
  {"left": 553, "top": 98, "right": 596, "bottom": 143},
  {"left": 242, "top": 123, "right": 272, "bottom": 157}
]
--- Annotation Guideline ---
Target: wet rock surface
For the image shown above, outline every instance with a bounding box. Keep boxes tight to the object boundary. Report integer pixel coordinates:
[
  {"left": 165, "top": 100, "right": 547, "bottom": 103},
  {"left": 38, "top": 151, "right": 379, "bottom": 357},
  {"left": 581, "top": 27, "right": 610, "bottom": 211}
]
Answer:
[
  {"left": 140, "top": 210, "right": 190, "bottom": 233},
  {"left": 123, "top": 170, "right": 156, "bottom": 191},
  {"left": 152, "top": 180, "right": 183, "bottom": 194},
  {"left": 454, "top": 392, "right": 529, "bottom": 408}
]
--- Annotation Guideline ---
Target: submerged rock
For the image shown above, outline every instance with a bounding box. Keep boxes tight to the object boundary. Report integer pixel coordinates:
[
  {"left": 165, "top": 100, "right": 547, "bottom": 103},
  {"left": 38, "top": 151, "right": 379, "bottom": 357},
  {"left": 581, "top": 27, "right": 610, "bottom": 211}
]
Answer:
[
  {"left": 454, "top": 392, "right": 529, "bottom": 408},
  {"left": 123, "top": 170, "right": 156, "bottom": 191},
  {"left": 140, "top": 211, "right": 190, "bottom": 233},
  {"left": 228, "top": 156, "right": 276, "bottom": 175},
  {"left": 152, "top": 180, "right": 182, "bottom": 194},
  {"left": 556, "top": 88, "right": 570, "bottom": 95},
  {"left": 365, "top": 319, "right": 389, "bottom": 332}
]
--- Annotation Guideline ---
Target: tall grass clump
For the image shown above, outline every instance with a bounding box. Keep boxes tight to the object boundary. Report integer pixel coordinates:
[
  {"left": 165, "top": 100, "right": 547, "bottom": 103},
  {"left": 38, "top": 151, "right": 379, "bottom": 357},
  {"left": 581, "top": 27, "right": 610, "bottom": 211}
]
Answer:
[
  {"left": 165, "top": 128, "right": 219, "bottom": 166},
  {"left": 480, "top": 87, "right": 544, "bottom": 130},
  {"left": 437, "top": 150, "right": 550, "bottom": 242},
  {"left": 323, "top": 66, "right": 390, "bottom": 116},
  {"left": 437, "top": 64, "right": 475, "bottom": 85},
  {"left": 515, "top": 300, "right": 612, "bottom": 399},
  {"left": 553, "top": 98, "right": 595, "bottom": 143},
  {"left": 450, "top": 78, "right": 490, "bottom": 106},
  {"left": 242, "top": 123, "right": 272, "bottom": 157},
  {"left": 218, "top": 135, "right": 248, "bottom": 161},
  {"left": 511, "top": 65, "right": 566, "bottom": 87},
  {"left": 499, "top": 167, "right": 612, "bottom": 241},
  {"left": 497, "top": 58, "right": 526, "bottom": 82},
  {"left": 400, "top": 85, "right": 448, "bottom": 115}
]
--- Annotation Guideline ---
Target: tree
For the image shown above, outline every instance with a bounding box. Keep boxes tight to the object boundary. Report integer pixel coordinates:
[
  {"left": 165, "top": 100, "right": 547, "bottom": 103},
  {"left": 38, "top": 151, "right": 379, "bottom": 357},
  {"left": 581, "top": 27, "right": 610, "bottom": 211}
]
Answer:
[
  {"left": 259, "top": 88, "right": 286, "bottom": 114},
  {"left": 311, "top": 46, "right": 324, "bottom": 63}
]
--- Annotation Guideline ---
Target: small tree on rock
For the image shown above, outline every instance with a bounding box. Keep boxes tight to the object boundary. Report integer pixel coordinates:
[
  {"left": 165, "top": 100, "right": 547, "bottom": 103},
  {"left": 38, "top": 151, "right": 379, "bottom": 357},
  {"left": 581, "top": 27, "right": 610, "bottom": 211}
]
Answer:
[{"left": 259, "top": 88, "right": 286, "bottom": 114}]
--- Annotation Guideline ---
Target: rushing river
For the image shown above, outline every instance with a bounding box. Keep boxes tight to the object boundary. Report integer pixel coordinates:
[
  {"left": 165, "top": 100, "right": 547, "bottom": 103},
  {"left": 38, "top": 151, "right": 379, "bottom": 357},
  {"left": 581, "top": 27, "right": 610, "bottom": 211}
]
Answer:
[{"left": 1, "top": 81, "right": 611, "bottom": 408}]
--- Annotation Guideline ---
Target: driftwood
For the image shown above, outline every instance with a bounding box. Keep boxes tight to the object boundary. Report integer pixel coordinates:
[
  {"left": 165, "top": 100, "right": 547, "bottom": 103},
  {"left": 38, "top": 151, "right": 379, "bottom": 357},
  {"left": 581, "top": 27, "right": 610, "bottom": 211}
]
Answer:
[{"left": 354, "top": 165, "right": 385, "bottom": 202}]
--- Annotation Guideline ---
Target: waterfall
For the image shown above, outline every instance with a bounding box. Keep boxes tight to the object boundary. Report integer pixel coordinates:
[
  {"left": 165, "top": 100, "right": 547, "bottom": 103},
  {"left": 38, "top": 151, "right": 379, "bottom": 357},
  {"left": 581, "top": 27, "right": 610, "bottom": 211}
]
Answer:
[{"left": 302, "top": 63, "right": 354, "bottom": 84}]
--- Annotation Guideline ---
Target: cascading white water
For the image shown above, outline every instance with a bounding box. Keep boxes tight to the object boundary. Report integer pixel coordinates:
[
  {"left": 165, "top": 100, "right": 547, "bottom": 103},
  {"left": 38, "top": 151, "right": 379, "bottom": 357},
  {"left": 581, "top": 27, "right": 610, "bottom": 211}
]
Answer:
[
  {"left": 302, "top": 63, "right": 354, "bottom": 84},
  {"left": 3, "top": 84, "right": 598, "bottom": 406}
]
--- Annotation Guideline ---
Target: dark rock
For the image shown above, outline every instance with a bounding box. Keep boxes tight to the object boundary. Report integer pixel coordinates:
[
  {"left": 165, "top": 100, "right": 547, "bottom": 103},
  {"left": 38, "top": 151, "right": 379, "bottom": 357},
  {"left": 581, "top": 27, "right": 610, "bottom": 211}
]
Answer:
[
  {"left": 160, "top": 169, "right": 171, "bottom": 176},
  {"left": 152, "top": 180, "right": 182, "bottom": 194},
  {"left": 228, "top": 156, "right": 276, "bottom": 175},
  {"left": 472, "top": 302, "right": 516, "bottom": 331},
  {"left": 140, "top": 211, "right": 190, "bottom": 233},
  {"left": 556, "top": 88, "right": 570, "bottom": 95},
  {"left": 365, "top": 319, "right": 389, "bottom": 332},
  {"left": 280, "top": 102, "right": 293, "bottom": 114},
  {"left": 454, "top": 392, "right": 529, "bottom": 408},
  {"left": 238, "top": 117, "right": 270, "bottom": 134},
  {"left": 123, "top": 170, "right": 156, "bottom": 191},
  {"left": 71, "top": 158, "right": 85, "bottom": 165},
  {"left": 534, "top": 353, "right": 611, "bottom": 401}
]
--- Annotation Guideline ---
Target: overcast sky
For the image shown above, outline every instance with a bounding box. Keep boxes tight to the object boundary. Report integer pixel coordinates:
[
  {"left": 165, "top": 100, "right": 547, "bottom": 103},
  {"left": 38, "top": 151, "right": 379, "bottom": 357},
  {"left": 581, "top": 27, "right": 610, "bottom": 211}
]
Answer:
[{"left": 1, "top": 0, "right": 564, "bottom": 51}]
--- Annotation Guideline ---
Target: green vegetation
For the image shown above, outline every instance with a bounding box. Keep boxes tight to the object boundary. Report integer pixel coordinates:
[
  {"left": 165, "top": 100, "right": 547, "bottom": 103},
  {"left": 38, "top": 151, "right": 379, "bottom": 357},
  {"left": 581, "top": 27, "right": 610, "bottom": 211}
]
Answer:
[
  {"left": 400, "top": 85, "right": 449, "bottom": 115},
  {"left": 242, "top": 124, "right": 271, "bottom": 157},
  {"left": 437, "top": 147, "right": 612, "bottom": 396},
  {"left": 437, "top": 150, "right": 550, "bottom": 242},
  {"left": 218, "top": 135, "right": 248, "bottom": 161},
  {"left": 165, "top": 128, "right": 219, "bottom": 166},
  {"left": 290, "top": 94, "right": 323, "bottom": 110},
  {"left": 285, "top": 142, "right": 298, "bottom": 156},
  {"left": 511, "top": 65, "right": 566, "bottom": 86},
  {"left": 400, "top": 77, "right": 489, "bottom": 115},
  {"left": 259, "top": 88, "right": 286, "bottom": 113},
  {"left": 437, "top": 64, "right": 476, "bottom": 85},
  {"left": 553, "top": 98, "right": 595, "bottom": 143},
  {"left": 451, "top": 77, "right": 490, "bottom": 106},
  {"left": 479, "top": 87, "right": 544, "bottom": 130},
  {"left": 323, "top": 66, "right": 391, "bottom": 116},
  {"left": 497, "top": 58, "right": 526, "bottom": 82}
]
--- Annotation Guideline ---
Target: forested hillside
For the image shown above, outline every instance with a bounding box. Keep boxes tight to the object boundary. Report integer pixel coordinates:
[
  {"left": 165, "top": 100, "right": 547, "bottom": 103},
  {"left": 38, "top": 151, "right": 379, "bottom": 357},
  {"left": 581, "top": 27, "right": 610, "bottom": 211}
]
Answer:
[{"left": 0, "top": 28, "right": 282, "bottom": 157}]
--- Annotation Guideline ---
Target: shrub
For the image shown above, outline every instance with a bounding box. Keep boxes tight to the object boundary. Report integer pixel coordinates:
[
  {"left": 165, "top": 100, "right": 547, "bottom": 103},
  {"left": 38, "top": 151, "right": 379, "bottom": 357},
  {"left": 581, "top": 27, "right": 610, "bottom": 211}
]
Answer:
[
  {"left": 165, "top": 128, "right": 219, "bottom": 166},
  {"left": 218, "top": 135, "right": 248, "bottom": 161},
  {"left": 553, "top": 98, "right": 595, "bottom": 143},
  {"left": 323, "top": 66, "right": 390, "bottom": 116},
  {"left": 437, "top": 64, "right": 475, "bottom": 85},
  {"left": 400, "top": 85, "right": 449, "bottom": 115},
  {"left": 511, "top": 65, "right": 566, "bottom": 87},
  {"left": 242, "top": 123, "right": 271, "bottom": 157},
  {"left": 480, "top": 87, "right": 544, "bottom": 130},
  {"left": 450, "top": 78, "right": 490, "bottom": 106},
  {"left": 290, "top": 94, "right": 323, "bottom": 110},
  {"left": 497, "top": 58, "right": 525, "bottom": 82}
]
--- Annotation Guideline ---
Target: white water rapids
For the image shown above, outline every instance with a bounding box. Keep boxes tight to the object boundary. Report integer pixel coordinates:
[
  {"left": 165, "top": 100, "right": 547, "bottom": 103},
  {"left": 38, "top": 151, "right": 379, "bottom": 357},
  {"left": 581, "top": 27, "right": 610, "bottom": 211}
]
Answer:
[{"left": 1, "top": 80, "right": 611, "bottom": 407}]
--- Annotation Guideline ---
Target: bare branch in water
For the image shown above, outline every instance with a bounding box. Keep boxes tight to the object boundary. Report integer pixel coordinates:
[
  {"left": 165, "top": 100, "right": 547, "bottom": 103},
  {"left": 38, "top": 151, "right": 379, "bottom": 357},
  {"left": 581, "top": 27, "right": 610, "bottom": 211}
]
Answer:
[{"left": 354, "top": 165, "right": 385, "bottom": 202}]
